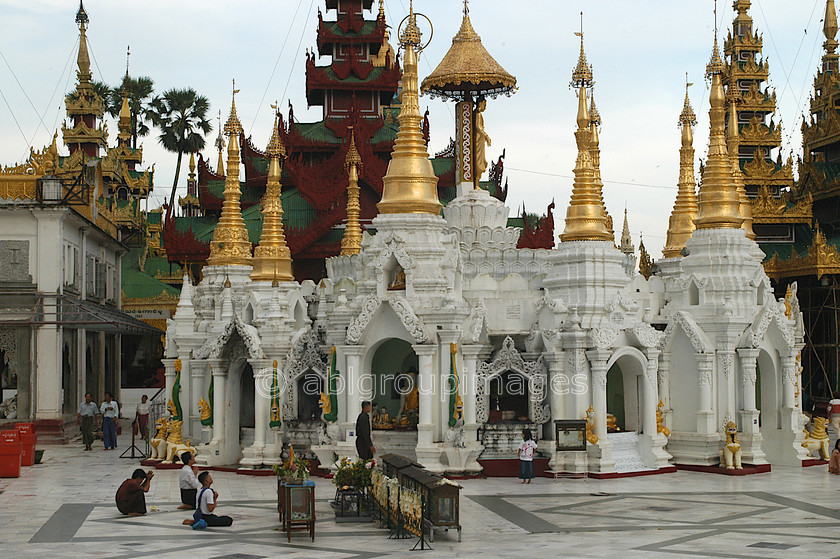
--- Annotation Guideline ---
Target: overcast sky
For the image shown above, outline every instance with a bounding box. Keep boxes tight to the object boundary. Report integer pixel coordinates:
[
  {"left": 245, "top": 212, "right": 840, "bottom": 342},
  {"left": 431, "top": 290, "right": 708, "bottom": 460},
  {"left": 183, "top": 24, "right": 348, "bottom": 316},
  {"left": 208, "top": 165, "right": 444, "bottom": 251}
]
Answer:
[{"left": 0, "top": 0, "right": 829, "bottom": 256}]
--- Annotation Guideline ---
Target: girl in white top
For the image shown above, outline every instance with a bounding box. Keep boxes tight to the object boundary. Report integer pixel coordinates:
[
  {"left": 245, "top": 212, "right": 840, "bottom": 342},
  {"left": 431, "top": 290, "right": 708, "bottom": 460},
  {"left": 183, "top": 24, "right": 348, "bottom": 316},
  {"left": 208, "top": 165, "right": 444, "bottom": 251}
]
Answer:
[{"left": 518, "top": 428, "right": 538, "bottom": 484}]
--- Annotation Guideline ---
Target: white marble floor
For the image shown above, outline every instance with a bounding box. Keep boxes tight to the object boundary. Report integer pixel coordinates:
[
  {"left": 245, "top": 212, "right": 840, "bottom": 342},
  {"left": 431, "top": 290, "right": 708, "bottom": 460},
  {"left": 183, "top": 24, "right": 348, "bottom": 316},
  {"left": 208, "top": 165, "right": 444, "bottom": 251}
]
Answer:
[{"left": 2, "top": 436, "right": 840, "bottom": 558}]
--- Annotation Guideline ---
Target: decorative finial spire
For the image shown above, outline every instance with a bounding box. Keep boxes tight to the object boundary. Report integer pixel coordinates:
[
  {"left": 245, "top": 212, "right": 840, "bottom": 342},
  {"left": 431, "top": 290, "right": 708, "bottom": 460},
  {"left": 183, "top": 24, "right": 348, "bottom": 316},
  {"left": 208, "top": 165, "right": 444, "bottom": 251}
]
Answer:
[
  {"left": 638, "top": 236, "right": 653, "bottom": 279},
  {"left": 215, "top": 110, "right": 225, "bottom": 176},
  {"left": 663, "top": 78, "right": 700, "bottom": 258},
  {"left": 224, "top": 79, "right": 243, "bottom": 137},
  {"left": 588, "top": 91, "right": 613, "bottom": 242},
  {"left": 561, "top": 19, "right": 611, "bottom": 242},
  {"left": 620, "top": 207, "right": 634, "bottom": 255},
  {"left": 571, "top": 12, "right": 594, "bottom": 89},
  {"left": 75, "top": 0, "right": 92, "bottom": 85},
  {"left": 341, "top": 127, "right": 363, "bottom": 256},
  {"left": 379, "top": 0, "right": 385, "bottom": 19},
  {"left": 189, "top": 151, "right": 196, "bottom": 179},
  {"left": 208, "top": 80, "right": 252, "bottom": 267},
  {"left": 251, "top": 102, "right": 292, "bottom": 282},
  {"left": 695, "top": 14, "right": 744, "bottom": 231},
  {"left": 125, "top": 45, "right": 130, "bottom": 80},
  {"left": 378, "top": 4, "right": 441, "bottom": 215},
  {"left": 824, "top": 0, "right": 839, "bottom": 71}
]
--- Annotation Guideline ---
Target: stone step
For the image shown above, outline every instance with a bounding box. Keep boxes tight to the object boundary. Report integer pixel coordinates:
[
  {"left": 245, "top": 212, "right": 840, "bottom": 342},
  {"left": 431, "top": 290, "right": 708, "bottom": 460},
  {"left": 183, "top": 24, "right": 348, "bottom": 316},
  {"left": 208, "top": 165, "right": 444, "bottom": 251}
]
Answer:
[{"left": 608, "top": 431, "right": 655, "bottom": 474}]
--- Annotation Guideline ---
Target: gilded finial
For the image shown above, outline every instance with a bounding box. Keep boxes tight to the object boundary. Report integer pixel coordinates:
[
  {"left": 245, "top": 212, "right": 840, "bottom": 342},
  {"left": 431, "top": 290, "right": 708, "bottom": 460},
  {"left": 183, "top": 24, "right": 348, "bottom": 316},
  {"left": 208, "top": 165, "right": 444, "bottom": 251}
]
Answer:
[
  {"left": 188, "top": 152, "right": 196, "bottom": 179},
  {"left": 706, "top": 2, "right": 724, "bottom": 77},
  {"left": 826, "top": 0, "right": 838, "bottom": 42},
  {"left": 251, "top": 103, "right": 292, "bottom": 281},
  {"left": 76, "top": 0, "right": 89, "bottom": 27},
  {"left": 75, "top": 0, "right": 92, "bottom": 84},
  {"left": 571, "top": 13, "right": 594, "bottom": 89},
  {"left": 639, "top": 236, "right": 652, "bottom": 279},
  {"left": 620, "top": 207, "right": 634, "bottom": 255},
  {"left": 664, "top": 78, "right": 700, "bottom": 258},
  {"left": 378, "top": 3, "right": 441, "bottom": 215},
  {"left": 215, "top": 110, "right": 225, "bottom": 176},
  {"left": 379, "top": 0, "right": 385, "bottom": 19},
  {"left": 224, "top": 79, "right": 243, "bottom": 137},
  {"left": 223, "top": 275, "right": 231, "bottom": 288}
]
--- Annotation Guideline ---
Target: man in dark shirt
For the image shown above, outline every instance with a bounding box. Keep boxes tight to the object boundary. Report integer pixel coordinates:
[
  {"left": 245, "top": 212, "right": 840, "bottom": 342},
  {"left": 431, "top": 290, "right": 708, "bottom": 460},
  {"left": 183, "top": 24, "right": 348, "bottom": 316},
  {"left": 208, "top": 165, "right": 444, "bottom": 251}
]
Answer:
[
  {"left": 116, "top": 468, "right": 154, "bottom": 516},
  {"left": 355, "top": 400, "right": 375, "bottom": 460}
]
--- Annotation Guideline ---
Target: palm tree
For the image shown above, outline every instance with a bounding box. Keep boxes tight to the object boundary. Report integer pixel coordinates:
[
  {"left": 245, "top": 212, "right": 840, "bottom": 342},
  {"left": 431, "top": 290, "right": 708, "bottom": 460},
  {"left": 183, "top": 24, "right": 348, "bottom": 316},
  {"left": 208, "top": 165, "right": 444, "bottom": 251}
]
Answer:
[
  {"left": 148, "top": 88, "right": 211, "bottom": 213},
  {"left": 105, "top": 76, "right": 155, "bottom": 148}
]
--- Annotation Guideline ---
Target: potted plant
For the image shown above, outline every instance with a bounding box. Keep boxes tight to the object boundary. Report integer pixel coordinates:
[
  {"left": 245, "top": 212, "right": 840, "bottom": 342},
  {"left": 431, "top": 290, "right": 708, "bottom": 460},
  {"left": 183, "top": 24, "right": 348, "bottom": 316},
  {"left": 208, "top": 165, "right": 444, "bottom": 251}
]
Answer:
[{"left": 273, "top": 445, "right": 310, "bottom": 484}]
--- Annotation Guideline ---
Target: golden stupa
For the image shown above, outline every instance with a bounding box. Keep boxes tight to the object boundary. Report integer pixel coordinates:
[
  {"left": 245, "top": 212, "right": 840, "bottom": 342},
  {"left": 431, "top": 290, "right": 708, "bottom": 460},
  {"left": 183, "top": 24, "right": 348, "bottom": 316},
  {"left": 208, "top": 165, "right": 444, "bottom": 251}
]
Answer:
[
  {"left": 560, "top": 29, "right": 612, "bottom": 242},
  {"left": 694, "top": 37, "right": 744, "bottom": 230},
  {"left": 663, "top": 81, "right": 700, "bottom": 258},
  {"left": 341, "top": 127, "right": 363, "bottom": 255},
  {"left": 251, "top": 105, "right": 293, "bottom": 282},
  {"left": 207, "top": 82, "right": 253, "bottom": 267},
  {"left": 377, "top": 3, "right": 442, "bottom": 215}
]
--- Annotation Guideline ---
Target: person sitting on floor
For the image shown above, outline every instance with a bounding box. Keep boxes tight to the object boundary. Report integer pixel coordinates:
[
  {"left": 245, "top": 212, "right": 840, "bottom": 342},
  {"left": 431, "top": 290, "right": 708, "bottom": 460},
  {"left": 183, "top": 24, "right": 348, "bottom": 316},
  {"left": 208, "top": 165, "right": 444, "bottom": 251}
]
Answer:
[
  {"left": 115, "top": 468, "right": 154, "bottom": 516},
  {"left": 178, "top": 451, "right": 201, "bottom": 510},
  {"left": 182, "top": 471, "right": 233, "bottom": 528}
]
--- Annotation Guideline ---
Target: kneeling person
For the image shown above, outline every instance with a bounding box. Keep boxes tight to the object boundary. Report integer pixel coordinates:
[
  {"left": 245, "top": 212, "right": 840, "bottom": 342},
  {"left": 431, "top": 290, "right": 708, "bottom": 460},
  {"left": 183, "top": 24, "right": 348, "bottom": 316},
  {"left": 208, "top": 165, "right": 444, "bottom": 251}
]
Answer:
[
  {"left": 185, "top": 471, "right": 233, "bottom": 528},
  {"left": 116, "top": 469, "right": 154, "bottom": 516},
  {"left": 178, "top": 451, "right": 201, "bottom": 510}
]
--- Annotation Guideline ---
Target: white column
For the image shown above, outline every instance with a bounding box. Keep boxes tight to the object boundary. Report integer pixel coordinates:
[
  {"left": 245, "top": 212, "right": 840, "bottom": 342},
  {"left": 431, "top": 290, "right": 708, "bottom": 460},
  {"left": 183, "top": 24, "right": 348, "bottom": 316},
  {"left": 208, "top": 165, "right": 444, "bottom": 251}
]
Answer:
[
  {"left": 641, "top": 349, "right": 659, "bottom": 437},
  {"left": 586, "top": 350, "right": 610, "bottom": 442},
  {"left": 738, "top": 348, "right": 760, "bottom": 432},
  {"left": 413, "top": 344, "right": 437, "bottom": 446},
  {"left": 208, "top": 359, "right": 226, "bottom": 444},
  {"left": 696, "top": 353, "right": 715, "bottom": 433},
  {"left": 781, "top": 354, "right": 796, "bottom": 409},
  {"left": 341, "top": 345, "right": 366, "bottom": 431},
  {"left": 161, "top": 358, "right": 178, "bottom": 416},
  {"left": 35, "top": 319, "right": 61, "bottom": 419},
  {"left": 251, "top": 359, "right": 272, "bottom": 449},
  {"left": 544, "top": 352, "right": 565, "bottom": 424},
  {"left": 658, "top": 352, "right": 672, "bottom": 429},
  {"left": 718, "top": 346, "right": 737, "bottom": 423}
]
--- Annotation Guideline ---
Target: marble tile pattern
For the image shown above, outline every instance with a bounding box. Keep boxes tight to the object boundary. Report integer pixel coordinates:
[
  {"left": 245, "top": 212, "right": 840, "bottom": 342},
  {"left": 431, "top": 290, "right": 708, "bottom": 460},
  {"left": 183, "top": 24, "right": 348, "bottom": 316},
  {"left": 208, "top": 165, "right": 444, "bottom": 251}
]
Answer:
[{"left": 2, "top": 441, "right": 840, "bottom": 558}]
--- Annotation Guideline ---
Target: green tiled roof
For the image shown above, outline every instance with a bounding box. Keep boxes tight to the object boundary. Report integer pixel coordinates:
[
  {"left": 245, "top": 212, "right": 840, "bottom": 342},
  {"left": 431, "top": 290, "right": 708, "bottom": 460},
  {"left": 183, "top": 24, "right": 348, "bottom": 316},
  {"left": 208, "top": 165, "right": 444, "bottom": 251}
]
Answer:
[
  {"left": 122, "top": 269, "right": 180, "bottom": 299},
  {"left": 813, "top": 162, "right": 840, "bottom": 183},
  {"left": 317, "top": 66, "right": 392, "bottom": 85},
  {"left": 322, "top": 21, "right": 377, "bottom": 39},
  {"left": 146, "top": 211, "right": 161, "bottom": 224}
]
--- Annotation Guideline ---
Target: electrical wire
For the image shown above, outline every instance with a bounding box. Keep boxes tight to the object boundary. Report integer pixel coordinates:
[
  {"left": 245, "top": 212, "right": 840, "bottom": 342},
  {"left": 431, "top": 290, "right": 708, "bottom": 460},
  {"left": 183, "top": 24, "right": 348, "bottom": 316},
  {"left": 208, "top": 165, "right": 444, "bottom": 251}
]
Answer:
[
  {"left": 0, "top": 49, "right": 51, "bottom": 140},
  {"left": 0, "top": 84, "right": 30, "bottom": 154},
  {"left": 506, "top": 166, "right": 677, "bottom": 191},
  {"left": 249, "top": 0, "right": 306, "bottom": 134},
  {"left": 280, "top": 0, "right": 315, "bottom": 112}
]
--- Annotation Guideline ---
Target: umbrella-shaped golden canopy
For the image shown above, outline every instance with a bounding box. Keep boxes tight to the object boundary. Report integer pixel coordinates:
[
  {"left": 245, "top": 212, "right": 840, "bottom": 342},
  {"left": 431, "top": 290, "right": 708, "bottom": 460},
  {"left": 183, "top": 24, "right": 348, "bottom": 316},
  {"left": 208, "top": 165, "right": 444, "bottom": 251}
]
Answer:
[{"left": 421, "top": 2, "right": 516, "bottom": 99}]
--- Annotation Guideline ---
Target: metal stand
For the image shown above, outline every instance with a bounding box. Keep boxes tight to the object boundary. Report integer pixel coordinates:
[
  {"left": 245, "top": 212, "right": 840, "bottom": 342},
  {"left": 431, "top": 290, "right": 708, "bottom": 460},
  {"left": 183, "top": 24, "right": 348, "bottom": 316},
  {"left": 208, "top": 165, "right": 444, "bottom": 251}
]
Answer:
[
  {"left": 410, "top": 496, "right": 432, "bottom": 551},
  {"left": 120, "top": 427, "right": 146, "bottom": 459},
  {"left": 551, "top": 450, "right": 588, "bottom": 484}
]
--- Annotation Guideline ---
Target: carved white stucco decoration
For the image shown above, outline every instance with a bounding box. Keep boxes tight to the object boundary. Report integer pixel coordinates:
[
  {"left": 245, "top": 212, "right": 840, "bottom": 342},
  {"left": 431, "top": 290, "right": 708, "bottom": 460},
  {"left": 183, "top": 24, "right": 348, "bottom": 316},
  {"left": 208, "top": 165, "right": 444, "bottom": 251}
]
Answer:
[
  {"left": 465, "top": 298, "right": 487, "bottom": 343},
  {"left": 345, "top": 295, "right": 380, "bottom": 345},
  {"left": 388, "top": 296, "right": 428, "bottom": 343},
  {"left": 0, "top": 327, "right": 16, "bottom": 366},
  {"left": 631, "top": 323, "right": 663, "bottom": 349},
  {"left": 659, "top": 311, "right": 713, "bottom": 354},
  {"left": 195, "top": 316, "right": 266, "bottom": 360},
  {"left": 283, "top": 326, "right": 329, "bottom": 420},
  {"left": 746, "top": 301, "right": 795, "bottom": 351},
  {"left": 590, "top": 327, "right": 619, "bottom": 350},
  {"left": 476, "top": 336, "right": 550, "bottom": 424}
]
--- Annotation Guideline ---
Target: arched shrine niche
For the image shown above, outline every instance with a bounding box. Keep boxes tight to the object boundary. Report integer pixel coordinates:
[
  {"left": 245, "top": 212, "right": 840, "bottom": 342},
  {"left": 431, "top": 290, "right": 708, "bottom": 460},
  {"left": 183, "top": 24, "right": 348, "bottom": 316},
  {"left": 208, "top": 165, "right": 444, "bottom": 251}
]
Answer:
[
  {"left": 605, "top": 348, "right": 648, "bottom": 433},
  {"left": 369, "top": 338, "right": 419, "bottom": 430}
]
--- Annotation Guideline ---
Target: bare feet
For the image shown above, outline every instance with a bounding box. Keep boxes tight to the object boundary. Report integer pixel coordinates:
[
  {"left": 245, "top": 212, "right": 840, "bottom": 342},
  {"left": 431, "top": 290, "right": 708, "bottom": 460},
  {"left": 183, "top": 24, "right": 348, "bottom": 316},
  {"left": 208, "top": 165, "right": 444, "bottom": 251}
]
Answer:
[
  {"left": 526, "top": 479, "right": 531, "bottom": 484},
  {"left": 182, "top": 519, "right": 194, "bottom": 526},
  {"left": 127, "top": 512, "right": 144, "bottom": 517},
  {"left": 177, "top": 504, "right": 191, "bottom": 510}
]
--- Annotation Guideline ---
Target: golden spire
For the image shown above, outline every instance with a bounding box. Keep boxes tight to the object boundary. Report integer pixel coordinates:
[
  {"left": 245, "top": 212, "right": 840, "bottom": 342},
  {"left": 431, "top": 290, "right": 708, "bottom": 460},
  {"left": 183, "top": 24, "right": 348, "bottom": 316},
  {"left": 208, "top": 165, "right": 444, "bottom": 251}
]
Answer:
[
  {"left": 341, "top": 127, "right": 363, "bottom": 256},
  {"left": 663, "top": 78, "right": 700, "bottom": 258},
  {"left": 215, "top": 110, "right": 225, "bottom": 176},
  {"left": 639, "top": 237, "right": 653, "bottom": 279},
  {"left": 75, "top": 1, "right": 92, "bottom": 87},
  {"left": 589, "top": 92, "right": 614, "bottom": 241},
  {"left": 620, "top": 207, "right": 634, "bottom": 255},
  {"left": 823, "top": 0, "right": 839, "bottom": 70},
  {"left": 561, "top": 18, "right": 611, "bottom": 242},
  {"left": 118, "top": 92, "right": 131, "bottom": 145},
  {"left": 694, "top": 25, "right": 744, "bottom": 231},
  {"left": 727, "top": 93, "right": 756, "bottom": 240},
  {"left": 251, "top": 103, "right": 293, "bottom": 281},
  {"left": 378, "top": 0, "right": 385, "bottom": 19},
  {"left": 208, "top": 81, "right": 253, "bottom": 267},
  {"left": 188, "top": 151, "right": 196, "bottom": 181},
  {"left": 377, "top": 3, "right": 442, "bottom": 215}
]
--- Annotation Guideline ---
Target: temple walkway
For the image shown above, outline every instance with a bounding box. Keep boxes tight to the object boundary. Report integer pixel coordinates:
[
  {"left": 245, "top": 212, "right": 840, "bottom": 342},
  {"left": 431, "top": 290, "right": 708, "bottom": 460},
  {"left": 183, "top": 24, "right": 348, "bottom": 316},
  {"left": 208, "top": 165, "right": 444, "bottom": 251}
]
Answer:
[{"left": 1, "top": 438, "right": 840, "bottom": 558}]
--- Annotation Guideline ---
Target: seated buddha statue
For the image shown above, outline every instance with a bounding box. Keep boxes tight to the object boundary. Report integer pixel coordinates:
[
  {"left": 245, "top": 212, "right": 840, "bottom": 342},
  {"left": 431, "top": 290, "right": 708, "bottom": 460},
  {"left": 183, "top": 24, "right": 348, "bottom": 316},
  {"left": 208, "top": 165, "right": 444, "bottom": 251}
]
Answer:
[
  {"left": 397, "top": 382, "right": 420, "bottom": 429},
  {"left": 389, "top": 267, "right": 406, "bottom": 290}
]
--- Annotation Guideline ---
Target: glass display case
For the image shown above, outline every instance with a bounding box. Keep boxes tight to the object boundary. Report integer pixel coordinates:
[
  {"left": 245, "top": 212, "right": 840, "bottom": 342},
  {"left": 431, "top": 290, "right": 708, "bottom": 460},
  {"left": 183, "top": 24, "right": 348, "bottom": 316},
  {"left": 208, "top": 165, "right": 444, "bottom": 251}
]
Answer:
[
  {"left": 277, "top": 479, "right": 315, "bottom": 542},
  {"left": 554, "top": 419, "right": 587, "bottom": 451}
]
